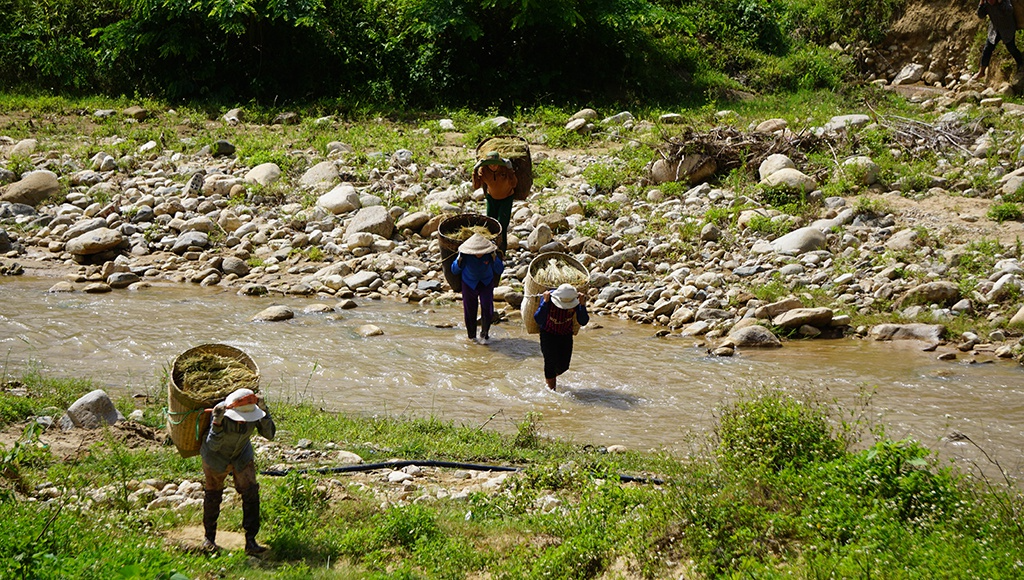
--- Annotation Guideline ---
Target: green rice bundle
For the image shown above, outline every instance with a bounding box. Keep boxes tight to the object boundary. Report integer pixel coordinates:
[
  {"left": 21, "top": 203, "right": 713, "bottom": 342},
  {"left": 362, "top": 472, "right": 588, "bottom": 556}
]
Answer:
[{"left": 175, "top": 352, "right": 259, "bottom": 401}]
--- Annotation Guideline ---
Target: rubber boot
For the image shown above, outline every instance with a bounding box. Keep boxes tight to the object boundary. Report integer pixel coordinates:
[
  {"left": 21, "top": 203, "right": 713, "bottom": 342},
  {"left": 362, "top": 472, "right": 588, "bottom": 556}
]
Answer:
[
  {"left": 202, "top": 489, "right": 223, "bottom": 552},
  {"left": 241, "top": 485, "right": 267, "bottom": 555}
]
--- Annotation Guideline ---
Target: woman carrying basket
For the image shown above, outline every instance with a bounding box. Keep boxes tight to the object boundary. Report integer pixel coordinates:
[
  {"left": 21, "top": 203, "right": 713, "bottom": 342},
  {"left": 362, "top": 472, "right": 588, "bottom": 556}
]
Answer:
[
  {"left": 534, "top": 284, "right": 590, "bottom": 391},
  {"left": 451, "top": 233, "right": 504, "bottom": 344},
  {"left": 473, "top": 151, "right": 517, "bottom": 255},
  {"left": 201, "top": 387, "right": 276, "bottom": 555}
]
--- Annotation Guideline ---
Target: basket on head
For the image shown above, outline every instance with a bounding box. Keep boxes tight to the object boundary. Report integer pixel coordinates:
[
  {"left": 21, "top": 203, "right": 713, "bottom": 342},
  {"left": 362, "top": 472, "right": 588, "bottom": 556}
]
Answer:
[
  {"left": 437, "top": 213, "right": 502, "bottom": 292},
  {"left": 476, "top": 136, "right": 532, "bottom": 201},
  {"left": 167, "top": 343, "right": 259, "bottom": 458},
  {"left": 521, "top": 252, "right": 590, "bottom": 335}
]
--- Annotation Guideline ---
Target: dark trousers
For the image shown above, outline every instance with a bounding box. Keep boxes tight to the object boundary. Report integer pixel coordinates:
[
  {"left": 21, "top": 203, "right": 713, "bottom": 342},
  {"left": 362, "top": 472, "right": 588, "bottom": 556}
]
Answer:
[
  {"left": 485, "top": 195, "right": 514, "bottom": 254},
  {"left": 982, "top": 36, "right": 1024, "bottom": 69},
  {"left": 539, "top": 330, "right": 574, "bottom": 379},
  {"left": 462, "top": 282, "right": 494, "bottom": 339}
]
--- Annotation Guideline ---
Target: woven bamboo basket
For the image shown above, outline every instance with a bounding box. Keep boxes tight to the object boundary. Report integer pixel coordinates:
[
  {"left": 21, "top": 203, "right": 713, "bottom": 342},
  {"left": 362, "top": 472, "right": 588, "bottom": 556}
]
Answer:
[
  {"left": 521, "top": 252, "right": 589, "bottom": 335},
  {"left": 437, "top": 213, "right": 501, "bottom": 292},
  {"left": 166, "top": 343, "right": 259, "bottom": 458}
]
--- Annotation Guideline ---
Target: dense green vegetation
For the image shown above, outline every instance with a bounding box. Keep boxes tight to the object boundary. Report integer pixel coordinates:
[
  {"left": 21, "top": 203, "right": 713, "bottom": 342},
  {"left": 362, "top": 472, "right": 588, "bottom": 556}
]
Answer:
[
  {"left": 0, "top": 0, "right": 905, "bottom": 107},
  {"left": 1, "top": 369, "right": 1022, "bottom": 578}
]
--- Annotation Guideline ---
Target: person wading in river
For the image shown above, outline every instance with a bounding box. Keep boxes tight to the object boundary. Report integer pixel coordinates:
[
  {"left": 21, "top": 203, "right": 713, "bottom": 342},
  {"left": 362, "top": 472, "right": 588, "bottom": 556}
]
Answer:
[
  {"left": 974, "top": 0, "right": 1024, "bottom": 83},
  {"left": 450, "top": 233, "right": 504, "bottom": 344},
  {"left": 534, "top": 284, "right": 590, "bottom": 391},
  {"left": 201, "top": 387, "right": 275, "bottom": 555}
]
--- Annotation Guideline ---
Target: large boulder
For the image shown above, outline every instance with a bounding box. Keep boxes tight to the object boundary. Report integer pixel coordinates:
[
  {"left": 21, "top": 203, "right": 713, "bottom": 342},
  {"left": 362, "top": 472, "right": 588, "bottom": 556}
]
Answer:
[
  {"left": 773, "top": 307, "right": 834, "bottom": 329},
  {"left": 299, "top": 161, "right": 340, "bottom": 190},
  {"left": 760, "top": 168, "right": 817, "bottom": 193},
  {"left": 65, "top": 227, "right": 125, "bottom": 255},
  {"left": 59, "top": 389, "right": 124, "bottom": 430},
  {"left": 757, "top": 154, "right": 795, "bottom": 181},
  {"left": 728, "top": 324, "right": 782, "bottom": 347},
  {"left": 0, "top": 170, "right": 60, "bottom": 207},
  {"left": 346, "top": 205, "right": 395, "bottom": 238},
  {"left": 771, "top": 227, "right": 826, "bottom": 255},
  {"left": 317, "top": 183, "right": 361, "bottom": 215},
  {"left": 245, "top": 162, "right": 282, "bottom": 186}
]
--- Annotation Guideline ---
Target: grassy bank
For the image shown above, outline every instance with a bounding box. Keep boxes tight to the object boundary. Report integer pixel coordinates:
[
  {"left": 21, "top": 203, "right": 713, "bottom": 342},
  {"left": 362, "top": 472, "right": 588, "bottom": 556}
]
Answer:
[{"left": 1, "top": 369, "right": 1022, "bottom": 579}]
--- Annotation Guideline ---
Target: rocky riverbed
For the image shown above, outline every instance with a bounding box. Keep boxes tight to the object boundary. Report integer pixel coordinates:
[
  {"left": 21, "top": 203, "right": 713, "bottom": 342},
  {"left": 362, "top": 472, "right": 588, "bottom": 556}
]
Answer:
[{"left": 2, "top": 95, "right": 1024, "bottom": 367}]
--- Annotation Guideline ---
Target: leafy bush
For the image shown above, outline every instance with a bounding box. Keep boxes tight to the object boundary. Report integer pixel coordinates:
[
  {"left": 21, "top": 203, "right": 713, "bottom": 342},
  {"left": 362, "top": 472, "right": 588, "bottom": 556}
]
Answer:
[{"left": 715, "top": 388, "right": 846, "bottom": 472}]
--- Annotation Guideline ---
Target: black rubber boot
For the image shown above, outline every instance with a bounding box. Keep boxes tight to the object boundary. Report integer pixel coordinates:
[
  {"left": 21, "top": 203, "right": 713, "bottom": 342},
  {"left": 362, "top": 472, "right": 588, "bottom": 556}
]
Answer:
[
  {"left": 202, "top": 489, "right": 223, "bottom": 552},
  {"left": 240, "top": 485, "right": 267, "bottom": 555}
]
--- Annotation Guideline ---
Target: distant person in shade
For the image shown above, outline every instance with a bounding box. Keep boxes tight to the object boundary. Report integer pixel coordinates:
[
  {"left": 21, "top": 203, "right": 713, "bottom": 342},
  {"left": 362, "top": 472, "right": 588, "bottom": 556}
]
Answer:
[
  {"left": 450, "top": 233, "right": 504, "bottom": 345},
  {"left": 974, "top": 0, "right": 1024, "bottom": 82},
  {"left": 473, "top": 151, "right": 517, "bottom": 255},
  {"left": 534, "top": 284, "right": 589, "bottom": 391}
]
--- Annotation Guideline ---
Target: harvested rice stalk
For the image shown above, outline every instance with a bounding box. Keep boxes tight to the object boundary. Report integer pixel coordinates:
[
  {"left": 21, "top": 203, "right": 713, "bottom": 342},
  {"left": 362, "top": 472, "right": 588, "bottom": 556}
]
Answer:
[
  {"left": 176, "top": 353, "right": 258, "bottom": 401},
  {"left": 533, "top": 258, "right": 588, "bottom": 288},
  {"left": 451, "top": 225, "right": 497, "bottom": 241}
]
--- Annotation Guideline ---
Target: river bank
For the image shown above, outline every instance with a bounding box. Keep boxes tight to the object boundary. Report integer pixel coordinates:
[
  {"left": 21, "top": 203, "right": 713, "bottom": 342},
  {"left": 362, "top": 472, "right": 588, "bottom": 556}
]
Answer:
[{"left": 3, "top": 92, "right": 1024, "bottom": 369}]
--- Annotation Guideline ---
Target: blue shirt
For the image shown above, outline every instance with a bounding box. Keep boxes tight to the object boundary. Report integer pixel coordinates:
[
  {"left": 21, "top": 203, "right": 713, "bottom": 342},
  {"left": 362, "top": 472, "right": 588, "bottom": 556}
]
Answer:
[{"left": 450, "top": 252, "right": 504, "bottom": 290}]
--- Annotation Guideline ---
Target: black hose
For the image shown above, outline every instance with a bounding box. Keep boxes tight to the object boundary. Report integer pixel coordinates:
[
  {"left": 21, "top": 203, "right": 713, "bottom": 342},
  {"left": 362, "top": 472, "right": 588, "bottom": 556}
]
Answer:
[{"left": 261, "top": 459, "right": 663, "bottom": 485}]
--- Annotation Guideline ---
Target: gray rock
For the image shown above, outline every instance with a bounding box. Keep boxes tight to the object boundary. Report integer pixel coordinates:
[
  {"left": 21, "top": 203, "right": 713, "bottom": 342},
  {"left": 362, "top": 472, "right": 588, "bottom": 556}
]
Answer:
[
  {"left": 885, "top": 229, "right": 919, "bottom": 251},
  {"left": 344, "top": 271, "right": 380, "bottom": 290},
  {"left": 728, "top": 324, "right": 782, "bottom": 347},
  {"left": 62, "top": 389, "right": 124, "bottom": 430},
  {"left": 761, "top": 168, "right": 818, "bottom": 193},
  {"left": 221, "top": 256, "right": 250, "bottom": 277},
  {"left": 869, "top": 323, "right": 945, "bottom": 343},
  {"left": 171, "top": 231, "right": 210, "bottom": 254},
  {"left": 245, "top": 163, "right": 282, "bottom": 186},
  {"left": 347, "top": 205, "right": 395, "bottom": 238},
  {"left": 771, "top": 227, "right": 826, "bottom": 255},
  {"left": 0, "top": 170, "right": 60, "bottom": 207},
  {"left": 599, "top": 247, "right": 642, "bottom": 270},
  {"left": 396, "top": 211, "right": 431, "bottom": 232},
  {"left": 107, "top": 272, "right": 140, "bottom": 288},
  {"left": 754, "top": 297, "right": 804, "bottom": 319},
  {"left": 65, "top": 227, "right": 124, "bottom": 255},
  {"left": 211, "top": 140, "right": 236, "bottom": 156},
  {"left": 299, "top": 161, "right": 341, "bottom": 190},
  {"left": 1009, "top": 304, "right": 1024, "bottom": 327},
  {"left": 252, "top": 305, "right": 294, "bottom": 322},
  {"left": 897, "top": 281, "right": 960, "bottom": 307},
  {"left": 318, "top": 183, "right": 361, "bottom": 214},
  {"left": 757, "top": 154, "right": 795, "bottom": 180},
  {"left": 824, "top": 114, "right": 872, "bottom": 132},
  {"left": 773, "top": 307, "right": 833, "bottom": 329}
]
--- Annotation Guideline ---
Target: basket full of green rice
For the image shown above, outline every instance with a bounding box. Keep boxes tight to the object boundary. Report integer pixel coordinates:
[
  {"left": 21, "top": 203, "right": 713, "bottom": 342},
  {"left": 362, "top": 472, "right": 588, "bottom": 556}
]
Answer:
[
  {"left": 167, "top": 344, "right": 260, "bottom": 458},
  {"left": 521, "top": 252, "right": 590, "bottom": 335}
]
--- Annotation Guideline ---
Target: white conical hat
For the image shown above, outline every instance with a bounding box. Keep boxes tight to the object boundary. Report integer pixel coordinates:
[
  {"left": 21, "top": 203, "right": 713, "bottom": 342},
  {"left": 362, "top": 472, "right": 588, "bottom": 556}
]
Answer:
[{"left": 458, "top": 233, "right": 497, "bottom": 256}]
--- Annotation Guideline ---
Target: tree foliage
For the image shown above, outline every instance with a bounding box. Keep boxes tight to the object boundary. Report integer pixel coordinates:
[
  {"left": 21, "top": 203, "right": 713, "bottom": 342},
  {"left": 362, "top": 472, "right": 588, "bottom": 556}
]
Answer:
[{"left": 0, "top": 0, "right": 903, "bottom": 106}]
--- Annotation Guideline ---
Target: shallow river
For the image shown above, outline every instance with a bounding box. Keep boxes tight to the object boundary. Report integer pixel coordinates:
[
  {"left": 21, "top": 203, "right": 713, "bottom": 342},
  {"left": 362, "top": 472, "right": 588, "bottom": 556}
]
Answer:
[{"left": 2, "top": 276, "right": 1022, "bottom": 480}]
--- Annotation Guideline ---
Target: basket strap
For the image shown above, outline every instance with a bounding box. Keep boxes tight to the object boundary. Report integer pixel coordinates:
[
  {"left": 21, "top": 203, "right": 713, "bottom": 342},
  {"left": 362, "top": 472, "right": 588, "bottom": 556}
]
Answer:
[{"left": 164, "top": 407, "right": 209, "bottom": 442}]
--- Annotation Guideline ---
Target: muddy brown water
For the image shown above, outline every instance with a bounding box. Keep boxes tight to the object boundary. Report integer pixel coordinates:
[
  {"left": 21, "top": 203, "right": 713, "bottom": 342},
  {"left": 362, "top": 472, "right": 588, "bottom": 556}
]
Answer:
[{"left": 2, "top": 276, "right": 1022, "bottom": 480}]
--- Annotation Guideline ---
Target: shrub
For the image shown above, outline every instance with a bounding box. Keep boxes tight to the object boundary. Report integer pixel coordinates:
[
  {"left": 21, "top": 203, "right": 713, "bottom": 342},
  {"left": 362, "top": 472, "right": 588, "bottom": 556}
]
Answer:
[
  {"left": 715, "top": 388, "right": 846, "bottom": 473},
  {"left": 988, "top": 202, "right": 1022, "bottom": 223}
]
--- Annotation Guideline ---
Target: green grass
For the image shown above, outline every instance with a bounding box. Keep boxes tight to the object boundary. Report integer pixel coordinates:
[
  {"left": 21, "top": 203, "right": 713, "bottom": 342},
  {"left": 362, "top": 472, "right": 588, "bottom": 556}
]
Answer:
[{"left": 3, "top": 370, "right": 1022, "bottom": 579}]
